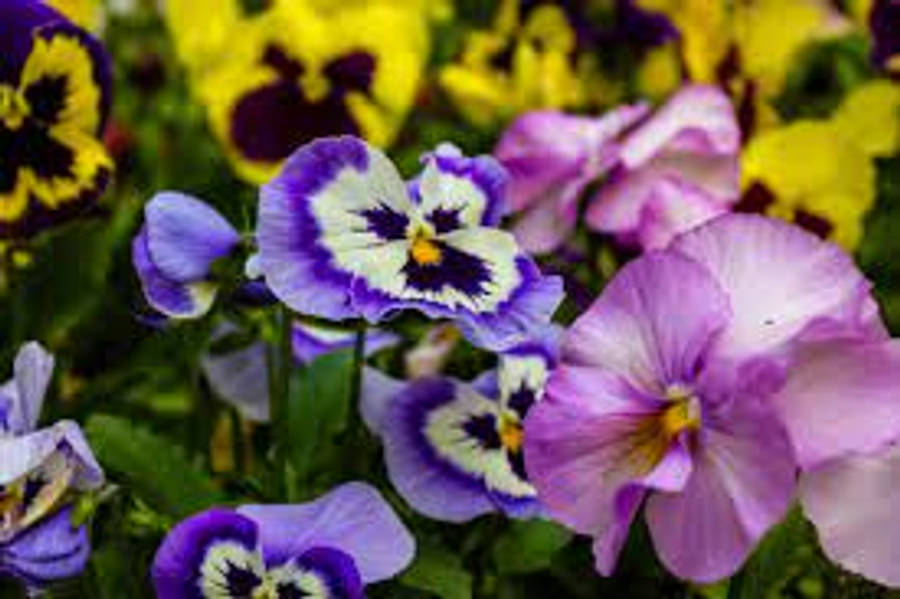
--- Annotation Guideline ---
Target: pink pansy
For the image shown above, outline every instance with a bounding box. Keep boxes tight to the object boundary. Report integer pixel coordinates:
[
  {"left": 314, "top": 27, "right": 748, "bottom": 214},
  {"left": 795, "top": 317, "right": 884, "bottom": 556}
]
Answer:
[
  {"left": 524, "top": 214, "right": 900, "bottom": 582},
  {"left": 495, "top": 85, "right": 740, "bottom": 254}
]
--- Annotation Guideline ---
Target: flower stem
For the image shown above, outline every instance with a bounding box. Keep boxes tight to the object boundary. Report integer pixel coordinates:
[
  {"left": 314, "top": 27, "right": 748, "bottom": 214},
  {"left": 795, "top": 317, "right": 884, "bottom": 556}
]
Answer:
[
  {"left": 267, "top": 304, "right": 294, "bottom": 497},
  {"left": 344, "top": 323, "right": 368, "bottom": 475},
  {"left": 727, "top": 567, "right": 746, "bottom": 599}
]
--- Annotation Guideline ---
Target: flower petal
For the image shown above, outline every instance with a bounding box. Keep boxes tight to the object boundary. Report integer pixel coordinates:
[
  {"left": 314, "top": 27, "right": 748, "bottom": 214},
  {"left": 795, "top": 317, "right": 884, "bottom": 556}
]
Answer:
[
  {"left": 670, "top": 214, "right": 879, "bottom": 360},
  {"left": 201, "top": 341, "right": 270, "bottom": 424},
  {"left": 0, "top": 342, "right": 54, "bottom": 435},
  {"left": 646, "top": 401, "right": 795, "bottom": 583},
  {"left": 291, "top": 322, "right": 399, "bottom": 365},
  {"left": 634, "top": 177, "right": 731, "bottom": 251},
  {"left": 771, "top": 340, "right": 900, "bottom": 468},
  {"left": 257, "top": 136, "right": 411, "bottom": 320},
  {"left": 416, "top": 143, "right": 509, "bottom": 228},
  {"left": 269, "top": 546, "right": 364, "bottom": 599},
  {"left": 800, "top": 444, "right": 900, "bottom": 588},
  {"left": 237, "top": 482, "right": 415, "bottom": 584},
  {"left": 561, "top": 251, "right": 731, "bottom": 394},
  {"left": 0, "top": 421, "right": 103, "bottom": 491},
  {"left": 144, "top": 192, "right": 240, "bottom": 283},
  {"left": 0, "top": 508, "right": 90, "bottom": 584}
]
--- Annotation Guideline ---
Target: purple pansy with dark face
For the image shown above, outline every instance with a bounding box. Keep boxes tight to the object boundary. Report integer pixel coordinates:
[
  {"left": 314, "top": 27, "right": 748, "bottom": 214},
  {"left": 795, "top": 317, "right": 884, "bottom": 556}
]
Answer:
[
  {"left": 0, "top": 342, "right": 104, "bottom": 585},
  {"left": 0, "top": 0, "right": 113, "bottom": 239},
  {"left": 257, "top": 136, "right": 563, "bottom": 352},
  {"left": 362, "top": 334, "right": 557, "bottom": 522},
  {"left": 524, "top": 214, "right": 900, "bottom": 582},
  {"left": 132, "top": 192, "right": 241, "bottom": 319},
  {"left": 152, "top": 482, "right": 415, "bottom": 599}
]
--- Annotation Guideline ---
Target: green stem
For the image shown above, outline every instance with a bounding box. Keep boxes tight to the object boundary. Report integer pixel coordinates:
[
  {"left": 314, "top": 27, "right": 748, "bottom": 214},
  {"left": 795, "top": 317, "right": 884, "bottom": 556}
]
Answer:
[
  {"left": 267, "top": 305, "right": 294, "bottom": 497},
  {"left": 344, "top": 323, "right": 368, "bottom": 475},
  {"left": 727, "top": 567, "right": 746, "bottom": 599}
]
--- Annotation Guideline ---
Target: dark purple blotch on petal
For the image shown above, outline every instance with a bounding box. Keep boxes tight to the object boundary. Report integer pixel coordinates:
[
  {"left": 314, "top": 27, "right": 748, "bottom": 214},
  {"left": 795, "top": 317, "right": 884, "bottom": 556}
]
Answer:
[
  {"left": 463, "top": 413, "right": 502, "bottom": 450},
  {"left": 282, "top": 547, "right": 364, "bottom": 599},
  {"left": 401, "top": 242, "right": 491, "bottom": 298},
  {"left": 359, "top": 203, "right": 409, "bottom": 240},
  {"left": 871, "top": 0, "right": 900, "bottom": 75},
  {"left": 230, "top": 45, "right": 377, "bottom": 163},
  {"left": 427, "top": 207, "right": 463, "bottom": 234}
]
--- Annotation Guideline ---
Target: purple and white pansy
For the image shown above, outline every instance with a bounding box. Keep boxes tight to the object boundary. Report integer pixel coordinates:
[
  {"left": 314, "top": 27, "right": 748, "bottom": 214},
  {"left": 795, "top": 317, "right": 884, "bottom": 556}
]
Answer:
[
  {"left": 133, "top": 192, "right": 242, "bottom": 319},
  {"left": 0, "top": 342, "right": 103, "bottom": 585},
  {"left": 362, "top": 334, "right": 557, "bottom": 522},
  {"left": 151, "top": 482, "right": 415, "bottom": 599},
  {"left": 257, "top": 136, "right": 563, "bottom": 351}
]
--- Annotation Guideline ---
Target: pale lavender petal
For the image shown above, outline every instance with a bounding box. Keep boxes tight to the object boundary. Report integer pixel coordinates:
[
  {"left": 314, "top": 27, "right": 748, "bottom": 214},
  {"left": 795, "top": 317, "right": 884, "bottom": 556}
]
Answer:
[
  {"left": 618, "top": 85, "right": 739, "bottom": 168},
  {"left": 670, "top": 214, "right": 878, "bottom": 360},
  {"left": 152, "top": 508, "right": 260, "bottom": 599},
  {"left": 237, "top": 482, "right": 415, "bottom": 583},
  {"left": 561, "top": 252, "right": 731, "bottom": 394},
  {"left": 291, "top": 322, "right": 398, "bottom": 365},
  {"left": 132, "top": 227, "right": 217, "bottom": 319},
  {"left": 511, "top": 175, "right": 588, "bottom": 254},
  {"left": 800, "top": 444, "right": 900, "bottom": 588},
  {"left": 646, "top": 401, "right": 795, "bottom": 583},
  {"left": 0, "top": 508, "right": 90, "bottom": 584},
  {"left": 0, "top": 421, "right": 103, "bottom": 491},
  {"left": 360, "top": 367, "right": 405, "bottom": 434},
  {"left": 144, "top": 192, "right": 240, "bottom": 283},
  {"left": 0, "top": 342, "right": 54, "bottom": 435},
  {"left": 771, "top": 340, "right": 900, "bottom": 469},
  {"left": 201, "top": 341, "right": 270, "bottom": 423}
]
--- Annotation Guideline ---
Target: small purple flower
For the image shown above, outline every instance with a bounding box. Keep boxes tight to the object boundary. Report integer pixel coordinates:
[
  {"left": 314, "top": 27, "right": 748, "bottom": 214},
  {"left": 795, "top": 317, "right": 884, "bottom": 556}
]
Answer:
[
  {"left": 201, "top": 322, "right": 398, "bottom": 423},
  {"left": 871, "top": 0, "right": 900, "bottom": 77},
  {"left": 151, "top": 482, "right": 415, "bottom": 598},
  {"left": 132, "top": 192, "right": 241, "bottom": 319},
  {"left": 0, "top": 342, "right": 103, "bottom": 585},
  {"left": 257, "top": 136, "right": 563, "bottom": 352},
  {"left": 495, "top": 85, "right": 741, "bottom": 253},
  {"left": 524, "top": 214, "right": 900, "bottom": 582},
  {"left": 362, "top": 333, "right": 558, "bottom": 522}
]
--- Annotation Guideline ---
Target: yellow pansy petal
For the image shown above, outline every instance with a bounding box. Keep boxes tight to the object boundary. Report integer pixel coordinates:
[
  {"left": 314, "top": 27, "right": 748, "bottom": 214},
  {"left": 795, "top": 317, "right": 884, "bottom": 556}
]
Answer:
[
  {"left": 636, "top": 43, "right": 683, "bottom": 101},
  {"left": 27, "top": 126, "right": 113, "bottom": 209},
  {"left": 44, "top": 0, "right": 104, "bottom": 32},
  {"left": 0, "top": 172, "right": 32, "bottom": 224},
  {"left": 832, "top": 80, "right": 900, "bottom": 158},
  {"left": 164, "top": 0, "right": 242, "bottom": 76},
  {"left": 440, "top": 65, "right": 510, "bottom": 127}
]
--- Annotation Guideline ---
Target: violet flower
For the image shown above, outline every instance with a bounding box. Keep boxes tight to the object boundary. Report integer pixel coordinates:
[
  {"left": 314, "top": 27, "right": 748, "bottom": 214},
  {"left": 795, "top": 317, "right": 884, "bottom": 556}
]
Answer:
[
  {"left": 0, "top": 342, "right": 103, "bottom": 586},
  {"left": 132, "top": 192, "right": 241, "bottom": 319},
  {"left": 523, "top": 214, "right": 900, "bottom": 582},
  {"left": 362, "top": 333, "right": 557, "bottom": 522},
  {"left": 256, "top": 136, "right": 563, "bottom": 352},
  {"left": 495, "top": 85, "right": 740, "bottom": 253},
  {"left": 151, "top": 482, "right": 414, "bottom": 598}
]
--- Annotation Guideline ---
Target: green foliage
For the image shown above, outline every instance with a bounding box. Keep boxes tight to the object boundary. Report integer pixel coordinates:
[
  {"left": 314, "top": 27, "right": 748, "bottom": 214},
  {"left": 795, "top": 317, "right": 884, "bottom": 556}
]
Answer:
[
  {"left": 399, "top": 541, "right": 474, "bottom": 599},
  {"left": 492, "top": 520, "right": 572, "bottom": 575},
  {"left": 85, "top": 414, "right": 225, "bottom": 518}
]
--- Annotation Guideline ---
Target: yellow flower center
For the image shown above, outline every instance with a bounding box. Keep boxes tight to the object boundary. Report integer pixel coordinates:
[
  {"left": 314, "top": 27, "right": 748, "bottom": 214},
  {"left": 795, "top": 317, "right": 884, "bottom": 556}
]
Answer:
[
  {"left": 661, "top": 385, "right": 702, "bottom": 439},
  {"left": 499, "top": 417, "right": 524, "bottom": 453},
  {"left": 0, "top": 85, "right": 29, "bottom": 130},
  {"left": 409, "top": 227, "right": 443, "bottom": 266}
]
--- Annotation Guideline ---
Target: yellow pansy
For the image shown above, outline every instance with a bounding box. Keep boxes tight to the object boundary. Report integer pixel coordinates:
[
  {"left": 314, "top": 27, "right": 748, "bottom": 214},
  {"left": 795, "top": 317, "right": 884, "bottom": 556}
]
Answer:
[
  {"left": 45, "top": 0, "right": 104, "bottom": 32},
  {"left": 741, "top": 80, "right": 900, "bottom": 250},
  {"left": 439, "top": 0, "right": 587, "bottom": 127}
]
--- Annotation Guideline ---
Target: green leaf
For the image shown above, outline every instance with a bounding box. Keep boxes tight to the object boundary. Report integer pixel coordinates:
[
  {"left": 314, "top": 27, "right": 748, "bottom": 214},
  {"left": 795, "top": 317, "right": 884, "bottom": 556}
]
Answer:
[
  {"left": 85, "top": 414, "right": 224, "bottom": 518},
  {"left": 400, "top": 542, "right": 473, "bottom": 599},
  {"left": 493, "top": 520, "right": 572, "bottom": 575},
  {"left": 286, "top": 349, "right": 354, "bottom": 492},
  {"left": 732, "top": 507, "right": 815, "bottom": 599}
]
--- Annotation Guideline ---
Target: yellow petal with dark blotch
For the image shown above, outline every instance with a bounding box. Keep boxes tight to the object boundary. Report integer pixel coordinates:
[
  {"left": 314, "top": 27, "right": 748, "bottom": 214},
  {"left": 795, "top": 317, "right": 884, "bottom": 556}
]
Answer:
[{"left": 27, "top": 125, "right": 112, "bottom": 209}]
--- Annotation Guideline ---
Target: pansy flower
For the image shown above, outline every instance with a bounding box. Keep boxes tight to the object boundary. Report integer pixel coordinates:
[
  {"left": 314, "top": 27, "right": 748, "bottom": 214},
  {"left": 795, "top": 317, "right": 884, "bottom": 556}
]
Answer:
[
  {"left": 0, "top": 0, "right": 112, "bottom": 239},
  {"left": 257, "top": 136, "right": 563, "bottom": 351},
  {"left": 524, "top": 214, "right": 900, "bottom": 582},
  {"left": 496, "top": 85, "right": 740, "bottom": 253},
  {"left": 871, "top": 0, "right": 900, "bottom": 77},
  {"left": 165, "top": 0, "right": 429, "bottom": 184},
  {"left": 362, "top": 335, "right": 557, "bottom": 522},
  {"left": 132, "top": 192, "right": 242, "bottom": 319},
  {"left": 439, "top": 0, "right": 593, "bottom": 127},
  {"left": 738, "top": 81, "right": 900, "bottom": 250},
  {"left": 44, "top": 0, "right": 105, "bottom": 32},
  {"left": 152, "top": 482, "right": 415, "bottom": 598},
  {"left": 0, "top": 342, "right": 104, "bottom": 586},
  {"left": 202, "top": 321, "right": 399, "bottom": 423}
]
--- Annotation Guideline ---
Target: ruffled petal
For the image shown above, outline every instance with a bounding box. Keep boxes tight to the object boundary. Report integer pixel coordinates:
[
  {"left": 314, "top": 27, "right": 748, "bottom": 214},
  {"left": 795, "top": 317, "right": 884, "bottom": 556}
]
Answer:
[
  {"left": 237, "top": 482, "right": 414, "bottom": 584},
  {"left": 201, "top": 341, "right": 270, "bottom": 424},
  {"left": 291, "top": 322, "right": 399, "bottom": 365},
  {"left": 0, "top": 420, "right": 103, "bottom": 491},
  {"left": 771, "top": 340, "right": 900, "bottom": 469},
  {"left": 670, "top": 214, "right": 878, "bottom": 360},
  {"left": 561, "top": 251, "right": 731, "bottom": 394},
  {"left": 257, "top": 136, "right": 411, "bottom": 320},
  {"left": 416, "top": 143, "right": 509, "bottom": 228},
  {"left": 0, "top": 342, "right": 54, "bottom": 435},
  {"left": 633, "top": 177, "right": 731, "bottom": 251},
  {"left": 144, "top": 192, "right": 240, "bottom": 283},
  {"left": 800, "top": 444, "right": 900, "bottom": 588}
]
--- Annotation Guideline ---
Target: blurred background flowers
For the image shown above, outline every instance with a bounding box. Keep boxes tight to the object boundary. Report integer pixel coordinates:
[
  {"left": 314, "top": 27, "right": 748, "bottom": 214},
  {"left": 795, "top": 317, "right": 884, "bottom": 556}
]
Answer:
[{"left": 3, "top": 0, "right": 900, "bottom": 597}]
